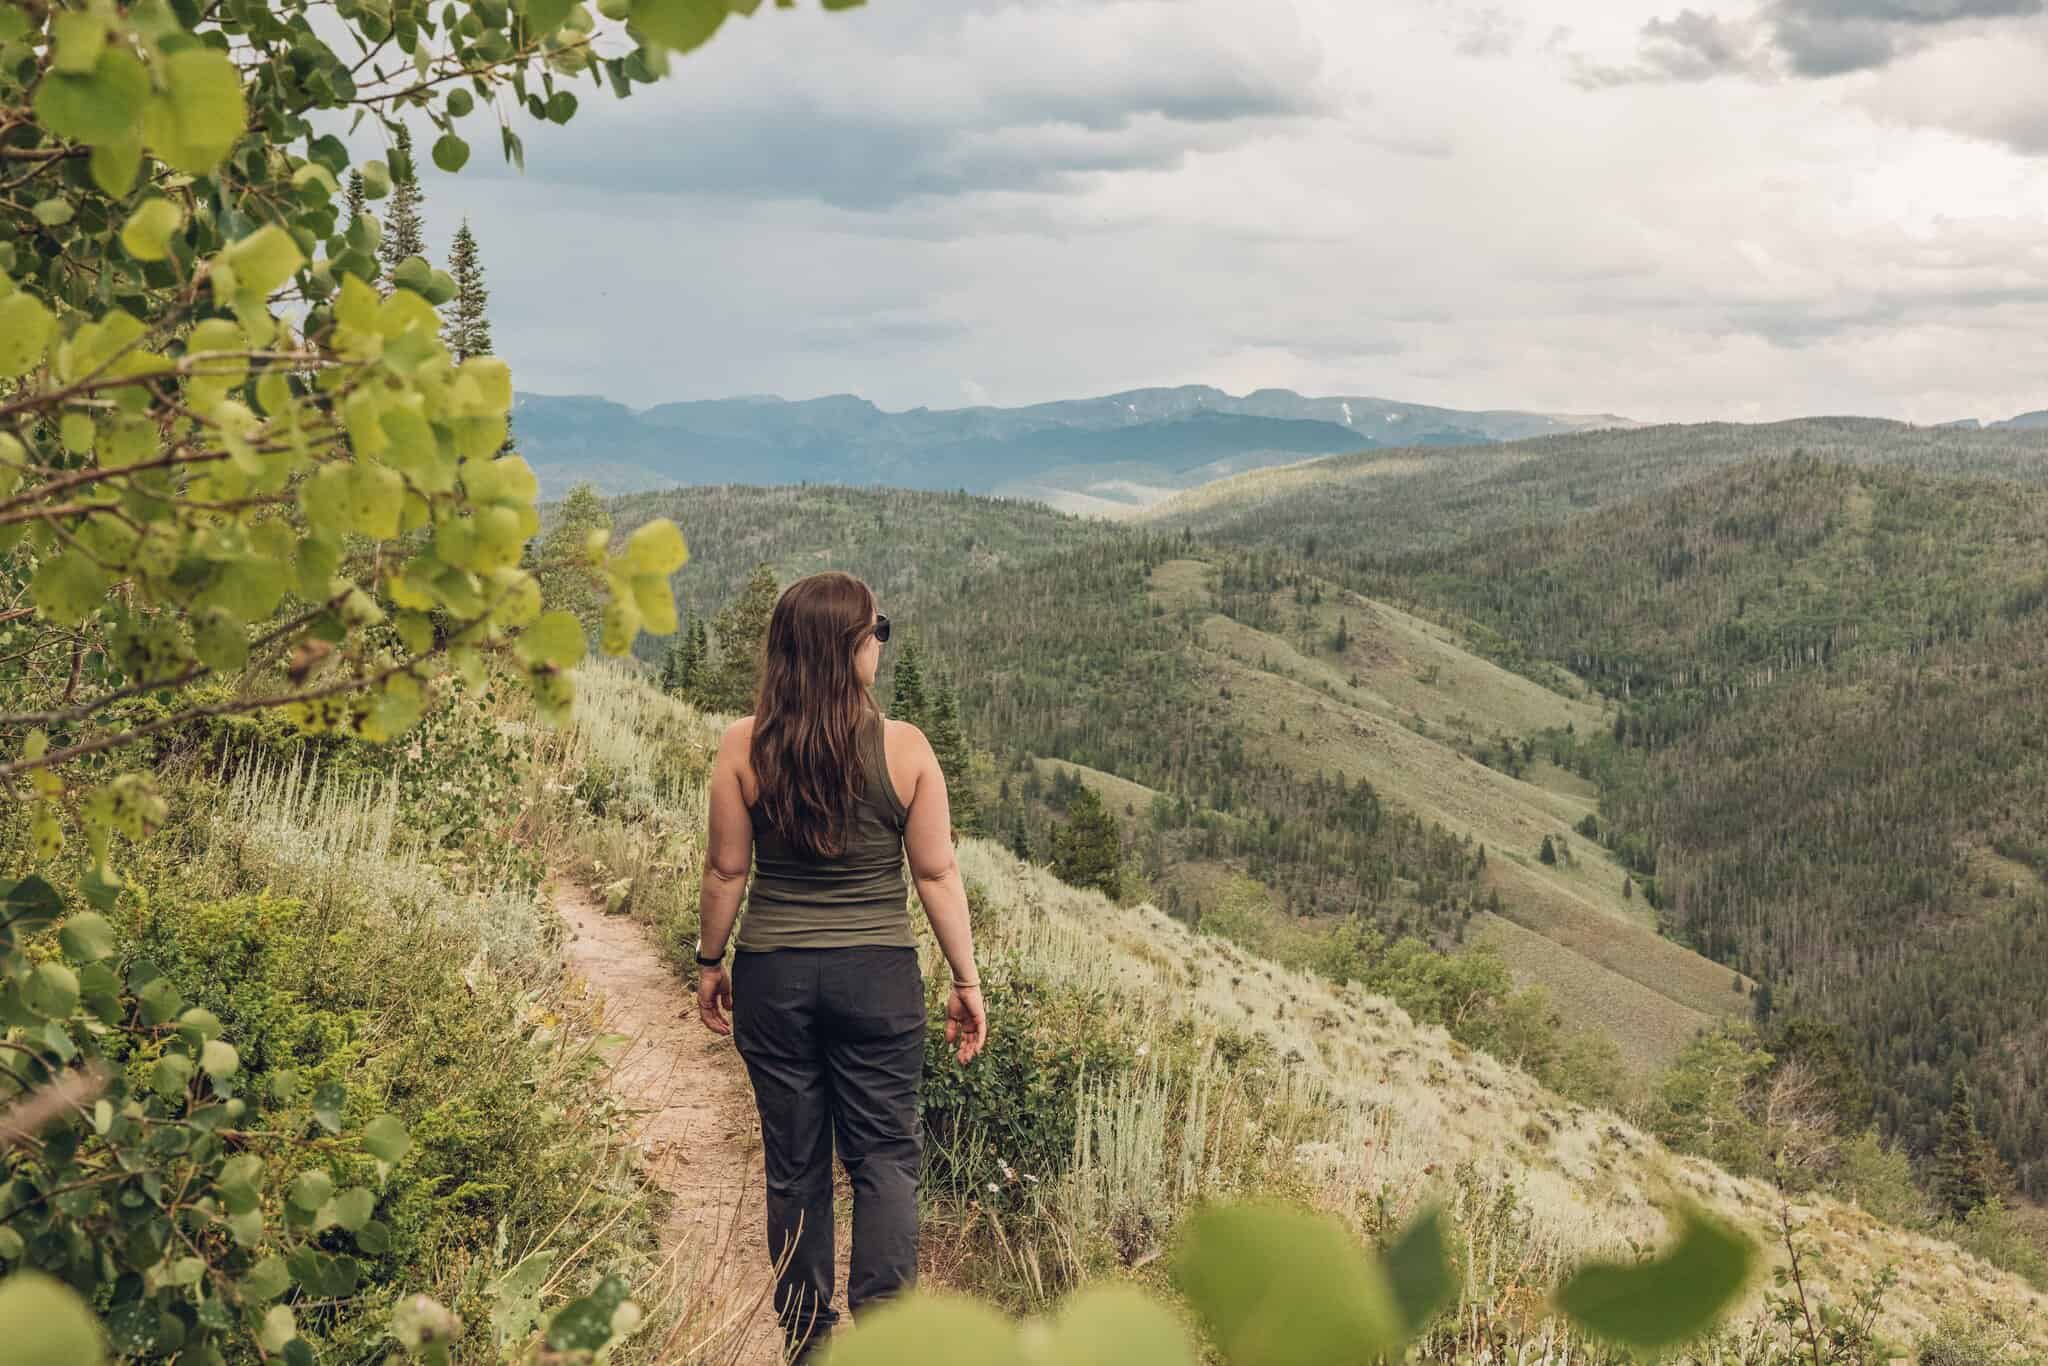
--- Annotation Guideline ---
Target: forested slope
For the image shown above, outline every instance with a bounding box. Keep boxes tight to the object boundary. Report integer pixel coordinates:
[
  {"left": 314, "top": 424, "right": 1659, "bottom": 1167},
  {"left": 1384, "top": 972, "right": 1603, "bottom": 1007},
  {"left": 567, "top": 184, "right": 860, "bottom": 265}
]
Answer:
[
  {"left": 1348, "top": 460, "right": 2048, "bottom": 1193},
  {"left": 1144, "top": 417, "right": 2048, "bottom": 557}
]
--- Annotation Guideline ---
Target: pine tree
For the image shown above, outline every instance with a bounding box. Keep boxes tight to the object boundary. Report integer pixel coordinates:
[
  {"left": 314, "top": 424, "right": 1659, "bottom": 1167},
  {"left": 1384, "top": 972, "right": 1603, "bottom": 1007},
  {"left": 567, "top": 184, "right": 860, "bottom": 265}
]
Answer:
[
  {"left": 1050, "top": 785, "right": 1122, "bottom": 900},
  {"left": 443, "top": 219, "right": 493, "bottom": 361},
  {"left": 528, "top": 483, "right": 610, "bottom": 641},
  {"left": 1932, "top": 1077, "right": 2015, "bottom": 1219},
  {"left": 377, "top": 125, "right": 427, "bottom": 284},
  {"left": 890, "top": 639, "right": 929, "bottom": 728},
  {"left": 706, "top": 564, "right": 779, "bottom": 715},
  {"left": 661, "top": 613, "right": 704, "bottom": 696},
  {"left": 1539, "top": 834, "right": 1557, "bottom": 866},
  {"left": 344, "top": 169, "right": 367, "bottom": 227},
  {"left": 925, "top": 674, "right": 978, "bottom": 833}
]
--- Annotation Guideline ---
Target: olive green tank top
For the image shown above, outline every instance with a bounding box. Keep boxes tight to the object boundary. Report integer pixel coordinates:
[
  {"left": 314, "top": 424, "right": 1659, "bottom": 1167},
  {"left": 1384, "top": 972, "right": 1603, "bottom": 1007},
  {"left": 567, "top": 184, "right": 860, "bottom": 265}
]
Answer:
[{"left": 735, "top": 711, "right": 914, "bottom": 952}]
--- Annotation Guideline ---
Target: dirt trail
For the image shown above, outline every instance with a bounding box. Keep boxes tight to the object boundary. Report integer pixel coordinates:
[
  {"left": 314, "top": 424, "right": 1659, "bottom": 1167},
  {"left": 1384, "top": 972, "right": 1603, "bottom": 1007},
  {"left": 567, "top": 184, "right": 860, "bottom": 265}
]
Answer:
[{"left": 555, "top": 881, "right": 840, "bottom": 1366}]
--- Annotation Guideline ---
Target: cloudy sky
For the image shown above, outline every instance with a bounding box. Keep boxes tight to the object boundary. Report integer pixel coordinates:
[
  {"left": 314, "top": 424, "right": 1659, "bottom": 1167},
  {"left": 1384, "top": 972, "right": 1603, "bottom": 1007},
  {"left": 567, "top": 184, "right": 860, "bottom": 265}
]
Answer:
[{"left": 408, "top": 0, "right": 2048, "bottom": 423}]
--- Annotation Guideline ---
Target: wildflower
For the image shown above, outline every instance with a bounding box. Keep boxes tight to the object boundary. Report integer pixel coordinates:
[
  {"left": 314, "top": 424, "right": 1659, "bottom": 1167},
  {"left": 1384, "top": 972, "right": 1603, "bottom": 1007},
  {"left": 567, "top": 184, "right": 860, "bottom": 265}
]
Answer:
[
  {"left": 987, "top": 1182, "right": 1000, "bottom": 1194},
  {"left": 999, "top": 1160, "right": 1018, "bottom": 1183},
  {"left": 1135, "top": 1043, "right": 1150, "bottom": 1059}
]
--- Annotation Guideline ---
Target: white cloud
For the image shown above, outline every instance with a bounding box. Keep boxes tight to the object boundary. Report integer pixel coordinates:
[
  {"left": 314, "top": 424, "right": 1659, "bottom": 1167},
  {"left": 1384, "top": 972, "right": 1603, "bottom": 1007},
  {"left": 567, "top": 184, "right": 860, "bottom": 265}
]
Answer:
[{"left": 407, "top": 0, "right": 2048, "bottom": 425}]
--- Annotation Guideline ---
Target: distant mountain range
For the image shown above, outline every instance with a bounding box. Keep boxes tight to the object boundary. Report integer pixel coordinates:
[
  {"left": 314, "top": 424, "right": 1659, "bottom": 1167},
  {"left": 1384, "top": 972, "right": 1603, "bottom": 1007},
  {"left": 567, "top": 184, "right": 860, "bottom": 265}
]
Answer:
[{"left": 509, "top": 385, "right": 1639, "bottom": 512}]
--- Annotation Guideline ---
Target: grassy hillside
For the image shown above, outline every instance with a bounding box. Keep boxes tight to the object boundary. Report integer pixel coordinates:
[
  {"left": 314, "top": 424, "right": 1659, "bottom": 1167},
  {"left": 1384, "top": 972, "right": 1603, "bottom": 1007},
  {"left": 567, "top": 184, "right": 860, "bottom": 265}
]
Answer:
[
  {"left": 1142, "top": 417, "right": 2048, "bottom": 557},
  {"left": 1144, "top": 557, "right": 1744, "bottom": 1069},
  {"left": 570, "top": 658, "right": 2048, "bottom": 1359}
]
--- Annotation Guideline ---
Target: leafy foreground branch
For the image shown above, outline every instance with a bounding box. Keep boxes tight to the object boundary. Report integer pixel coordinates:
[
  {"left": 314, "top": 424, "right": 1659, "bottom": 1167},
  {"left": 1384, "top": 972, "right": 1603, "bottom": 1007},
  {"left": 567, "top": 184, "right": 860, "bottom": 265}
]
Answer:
[
  {"left": 821, "top": 1202, "right": 1753, "bottom": 1366},
  {"left": 0, "top": 0, "right": 859, "bottom": 1356}
]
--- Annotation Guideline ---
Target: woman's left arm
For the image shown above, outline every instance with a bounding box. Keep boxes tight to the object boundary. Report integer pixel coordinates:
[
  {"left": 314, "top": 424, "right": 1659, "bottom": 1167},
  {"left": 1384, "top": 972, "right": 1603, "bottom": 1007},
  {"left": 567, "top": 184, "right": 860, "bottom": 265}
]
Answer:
[{"left": 695, "top": 720, "right": 753, "bottom": 1036}]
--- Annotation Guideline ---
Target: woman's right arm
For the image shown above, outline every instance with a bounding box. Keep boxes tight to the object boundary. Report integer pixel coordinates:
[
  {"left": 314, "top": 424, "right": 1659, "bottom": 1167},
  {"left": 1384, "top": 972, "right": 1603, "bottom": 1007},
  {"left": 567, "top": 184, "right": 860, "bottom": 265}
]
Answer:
[{"left": 903, "top": 727, "right": 987, "bottom": 1065}]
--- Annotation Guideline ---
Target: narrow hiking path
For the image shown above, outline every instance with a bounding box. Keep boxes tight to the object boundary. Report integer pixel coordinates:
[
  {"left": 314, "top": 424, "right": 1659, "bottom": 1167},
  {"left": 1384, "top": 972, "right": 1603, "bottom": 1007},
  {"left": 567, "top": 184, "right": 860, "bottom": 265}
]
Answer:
[{"left": 554, "top": 880, "right": 860, "bottom": 1365}]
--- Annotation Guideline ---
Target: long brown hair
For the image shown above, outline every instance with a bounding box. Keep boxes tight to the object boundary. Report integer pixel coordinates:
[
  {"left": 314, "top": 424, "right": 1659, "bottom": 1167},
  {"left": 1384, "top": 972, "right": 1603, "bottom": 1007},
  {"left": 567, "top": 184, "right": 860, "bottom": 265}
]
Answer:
[{"left": 749, "top": 571, "right": 881, "bottom": 859}]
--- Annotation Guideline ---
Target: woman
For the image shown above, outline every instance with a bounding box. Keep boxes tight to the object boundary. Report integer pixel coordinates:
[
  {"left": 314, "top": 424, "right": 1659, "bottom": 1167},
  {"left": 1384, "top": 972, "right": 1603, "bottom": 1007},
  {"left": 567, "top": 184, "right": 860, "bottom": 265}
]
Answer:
[{"left": 691, "top": 570, "right": 987, "bottom": 1365}]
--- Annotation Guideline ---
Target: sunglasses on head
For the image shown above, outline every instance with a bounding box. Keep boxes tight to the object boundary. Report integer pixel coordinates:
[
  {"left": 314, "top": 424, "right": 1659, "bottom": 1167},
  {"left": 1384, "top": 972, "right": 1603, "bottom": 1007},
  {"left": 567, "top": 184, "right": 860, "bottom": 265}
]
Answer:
[{"left": 873, "top": 612, "right": 891, "bottom": 644}]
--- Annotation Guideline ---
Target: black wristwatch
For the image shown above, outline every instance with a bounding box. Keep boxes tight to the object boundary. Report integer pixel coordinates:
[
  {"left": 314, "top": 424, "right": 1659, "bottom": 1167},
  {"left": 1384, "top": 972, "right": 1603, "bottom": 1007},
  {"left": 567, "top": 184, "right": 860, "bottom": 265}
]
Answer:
[{"left": 696, "top": 949, "right": 725, "bottom": 968}]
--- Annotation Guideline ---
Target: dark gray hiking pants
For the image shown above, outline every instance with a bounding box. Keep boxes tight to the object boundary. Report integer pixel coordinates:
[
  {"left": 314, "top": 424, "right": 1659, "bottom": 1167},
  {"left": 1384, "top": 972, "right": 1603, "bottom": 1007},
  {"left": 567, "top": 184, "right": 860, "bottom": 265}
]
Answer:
[{"left": 731, "top": 946, "right": 925, "bottom": 1360}]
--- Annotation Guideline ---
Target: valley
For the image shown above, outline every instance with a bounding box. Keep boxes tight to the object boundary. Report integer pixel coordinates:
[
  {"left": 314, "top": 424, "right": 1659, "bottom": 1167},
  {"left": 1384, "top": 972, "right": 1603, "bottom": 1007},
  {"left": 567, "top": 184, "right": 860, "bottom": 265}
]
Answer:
[{"left": 601, "top": 414, "right": 2048, "bottom": 1211}]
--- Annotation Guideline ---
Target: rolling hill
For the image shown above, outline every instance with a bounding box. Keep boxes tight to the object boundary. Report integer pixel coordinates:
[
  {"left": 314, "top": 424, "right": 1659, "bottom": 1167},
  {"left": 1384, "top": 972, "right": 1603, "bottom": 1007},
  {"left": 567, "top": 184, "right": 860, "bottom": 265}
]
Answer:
[{"left": 1142, "top": 416, "right": 2048, "bottom": 555}]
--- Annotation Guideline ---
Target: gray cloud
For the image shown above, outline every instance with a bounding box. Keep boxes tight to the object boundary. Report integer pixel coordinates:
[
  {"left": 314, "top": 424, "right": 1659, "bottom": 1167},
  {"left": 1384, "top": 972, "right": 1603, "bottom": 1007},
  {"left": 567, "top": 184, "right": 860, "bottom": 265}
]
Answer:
[
  {"left": 1574, "top": 9, "right": 1771, "bottom": 85},
  {"left": 469, "top": 2, "right": 1330, "bottom": 210},
  {"left": 1586, "top": 0, "right": 2044, "bottom": 85},
  {"left": 1455, "top": 8, "right": 1524, "bottom": 58}
]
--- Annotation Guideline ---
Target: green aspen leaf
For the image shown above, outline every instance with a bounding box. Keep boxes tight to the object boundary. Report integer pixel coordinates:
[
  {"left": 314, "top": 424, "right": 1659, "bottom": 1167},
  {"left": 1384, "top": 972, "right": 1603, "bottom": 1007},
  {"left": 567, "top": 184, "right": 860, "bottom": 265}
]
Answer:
[
  {"left": 2, "top": 875, "right": 65, "bottom": 932},
  {"left": 392, "top": 1296, "right": 464, "bottom": 1352},
  {"left": 0, "top": 1272, "right": 106, "bottom": 1366},
  {"left": 32, "top": 551, "right": 110, "bottom": 625},
  {"left": 33, "top": 197, "right": 75, "bottom": 228},
  {"left": 825, "top": 1295, "right": 1025, "bottom": 1366},
  {"left": 352, "top": 462, "right": 406, "bottom": 539},
  {"left": 312, "top": 1079, "right": 347, "bottom": 1133},
  {"left": 138, "top": 977, "right": 182, "bottom": 1025},
  {"left": 361, "top": 158, "right": 393, "bottom": 199},
  {"left": 34, "top": 47, "right": 149, "bottom": 145},
  {"left": 101, "top": 417, "right": 157, "bottom": 468},
  {"left": 323, "top": 1187, "right": 375, "bottom": 1233},
  {"left": 200, "top": 1039, "right": 239, "bottom": 1080},
  {"left": 632, "top": 574, "right": 678, "bottom": 635},
  {"left": 1553, "top": 1205, "right": 1755, "bottom": 1352},
  {"left": 601, "top": 594, "right": 640, "bottom": 656},
  {"left": 52, "top": 12, "right": 109, "bottom": 73},
  {"left": 631, "top": 0, "right": 727, "bottom": 53},
  {"left": 243, "top": 1256, "right": 291, "bottom": 1303},
  {"left": 30, "top": 806, "right": 64, "bottom": 860},
  {"left": 30, "top": 548, "right": 109, "bottom": 626},
  {"left": 490, "top": 1250, "right": 556, "bottom": 1345},
  {"left": 489, "top": 568, "right": 543, "bottom": 627},
  {"left": 58, "top": 413, "right": 94, "bottom": 454},
  {"left": 142, "top": 47, "right": 248, "bottom": 174},
  {"left": 597, "top": 0, "right": 630, "bottom": 17},
  {"left": 546, "top": 90, "right": 578, "bottom": 123},
  {"left": 289, "top": 1170, "right": 335, "bottom": 1212},
  {"left": 518, "top": 611, "right": 587, "bottom": 668},
  {"left": 1384, "top": 1209, "right": 1456, "bottom": 1338},
  {"left": 258, "top": 1305, "right": 296, "bottom": 1354},
  {"left": 432, "top": 132, "right": 470, "bottom": 172},
  {"left": 356, "top": 1220, "right": 393, "bottom": 1255},
  {"left": 91, "top": 137, "right": 143, "bottom": 197},
  {"left": 395, "top": 612, "right": 435, "bottom": 656},
  {"left": 225, "top": 225, "right": 306, "bottom": 296},
  {"left": 194, "top": 555, "right": 286, "bottom": 623},
  {"left": 192, "top": 610, "right": 250, "bottom": 673},
  {"left": 1171, "top": 1204, "right": 1403, "bottom": 1366},
  {"left": 297, "top": 535, "right": 340, "bottom": 598},
  {"left": 363, "top": 1114, "right": 411, "bottom": 1164},
  {"left": 25, "top": 962, "right": 80, "bottom": 1019},
  {"left": 0, "top": 292, "right": 56, "bottom": 377},
  {"left": 523, "top": 0, "right": 576, "bottom": 33},
  {"left": 179, "top": 1007, "right": 223, "bottom": 1043},
  {"left": 621, "top": 518, "right": 688, "bottom": 575},
  {"left": 392, "top": 255, "right": 433, "bottom": 294},
  {"left": 544, "top": 1275, "right": 635, "bottom": 1353},
  {"left": 151, "top": 1053, "right": 194, "bottom": 1099},
  {"left": 1035, "top": 1284, "right": 1199, "bottom": 1366},
  {"left": 447, "top": 88, "right": 475, "bottom": 118},
  {"left": 58, "top": 912, "right": 117, "bottom": 964},
  {"left": 462, "top": 355, "right": 514, "bottom": 412}
]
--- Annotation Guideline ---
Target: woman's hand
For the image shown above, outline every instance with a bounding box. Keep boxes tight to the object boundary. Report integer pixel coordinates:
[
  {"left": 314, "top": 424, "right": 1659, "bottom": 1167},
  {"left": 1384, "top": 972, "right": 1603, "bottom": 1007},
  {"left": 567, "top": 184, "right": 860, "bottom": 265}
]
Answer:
[
  {"left": 697, "top": 965, "right": 733, "bottom": 1036},
  {"left": 945, "top": 983, "right": 987, "bottom": 1064}
]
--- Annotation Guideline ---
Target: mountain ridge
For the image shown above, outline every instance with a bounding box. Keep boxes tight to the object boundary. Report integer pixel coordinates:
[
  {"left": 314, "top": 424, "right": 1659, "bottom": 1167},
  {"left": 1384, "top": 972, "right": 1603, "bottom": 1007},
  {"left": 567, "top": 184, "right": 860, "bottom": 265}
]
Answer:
[{"left": 510, "top": 384, "right": 1640, "bottom": 509}]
